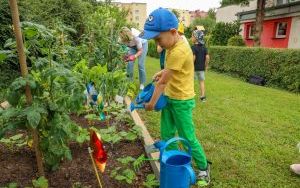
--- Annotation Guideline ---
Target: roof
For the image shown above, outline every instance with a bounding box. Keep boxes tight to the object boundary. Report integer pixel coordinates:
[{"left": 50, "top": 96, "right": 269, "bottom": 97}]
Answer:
[{"left": 237, "top": 1, "right": 300, "bottom": 21}]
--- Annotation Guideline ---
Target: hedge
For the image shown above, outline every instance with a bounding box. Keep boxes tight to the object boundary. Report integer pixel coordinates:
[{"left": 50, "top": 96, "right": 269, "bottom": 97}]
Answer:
[
  {"left": 148, "top": 40, "right": 159, "bottom": 58},
  {"left": 209, "top": 46, "right": 300, "bottom": 92}
]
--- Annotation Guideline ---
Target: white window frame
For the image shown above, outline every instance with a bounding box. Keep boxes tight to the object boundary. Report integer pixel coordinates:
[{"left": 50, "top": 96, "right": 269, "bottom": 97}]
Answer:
[
  {"left": 275, "top": 0, "right": 288, "bottom": 6},
  {"left": 275, "top": 22, "right": 288, "bottom": 38},
  {"left": 248, "top": 25, "right": 254, "bottom": 39}
]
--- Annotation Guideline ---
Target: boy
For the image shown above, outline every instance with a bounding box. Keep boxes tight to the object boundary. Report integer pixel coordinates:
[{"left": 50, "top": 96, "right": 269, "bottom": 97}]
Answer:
[
  {"left": 191, "top": 30, "right": 209, "bottom": 102},
  {"left": 142, "top": 8, "right": 211, "bottom": 186}
]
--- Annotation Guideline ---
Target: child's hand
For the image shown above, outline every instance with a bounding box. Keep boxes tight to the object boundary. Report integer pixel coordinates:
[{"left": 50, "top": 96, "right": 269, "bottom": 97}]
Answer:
[
  {"left": 144, "top": 102, "right": 155, "bottom": 111},
  {"left": 128, "top": 55, "right": 136, "bottom": 61},
  {"left": 152, "top": 70, "right": 164, "bottom": 82}
]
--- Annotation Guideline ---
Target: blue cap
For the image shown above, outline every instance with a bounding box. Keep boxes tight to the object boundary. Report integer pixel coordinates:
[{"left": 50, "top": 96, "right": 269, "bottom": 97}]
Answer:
[{"left": 142, "top": 8, "right": 178, "bottom": 39}]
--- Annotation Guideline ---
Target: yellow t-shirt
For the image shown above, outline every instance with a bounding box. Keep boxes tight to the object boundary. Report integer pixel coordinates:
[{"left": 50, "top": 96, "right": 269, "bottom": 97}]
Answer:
[{"left": 165, "top": 39, "right": 195, "bottom": 100}]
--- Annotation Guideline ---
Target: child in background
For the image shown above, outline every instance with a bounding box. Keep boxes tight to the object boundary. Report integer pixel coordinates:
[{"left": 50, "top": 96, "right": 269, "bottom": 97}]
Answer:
[
  {"left": 119, "top": 27, "right": 148, "bottom": 90},
  {"left": 178, "top": 22, "right": 189, "bottom": 45},
  {"left": 191, "top": 30, "right": 209, "bottom": 102}
]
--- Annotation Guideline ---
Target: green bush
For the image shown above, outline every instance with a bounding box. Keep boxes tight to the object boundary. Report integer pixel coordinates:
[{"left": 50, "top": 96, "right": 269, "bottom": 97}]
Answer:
[
  {"left": 210, "top": 21, "right": 241, "bottom": 46},
  {"left": 204, "top": 35, "right": 212, "bottom": 47},
  {"left": 0, "top": 1, "right": 14, "bottom": 48},
  {"left": 227, "top": 35, "right": 245, "bottom": 46},
  {"left": 147, "top": 40, "right": 159, "bottom": 58},
  {"left": 209, "top": 46, "right": 300, "bottom": 92}
]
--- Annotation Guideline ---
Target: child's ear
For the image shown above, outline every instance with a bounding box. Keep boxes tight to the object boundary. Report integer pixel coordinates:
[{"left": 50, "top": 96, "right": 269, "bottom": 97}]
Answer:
[{"left": 170, "top": 28, "right": 177, "bottom": 35}]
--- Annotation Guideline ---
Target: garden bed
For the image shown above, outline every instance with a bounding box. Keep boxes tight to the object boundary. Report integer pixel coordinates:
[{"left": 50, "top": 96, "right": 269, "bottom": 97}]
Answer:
[{"left": 0, "top": 105, "right": 158, "bottom": 188}]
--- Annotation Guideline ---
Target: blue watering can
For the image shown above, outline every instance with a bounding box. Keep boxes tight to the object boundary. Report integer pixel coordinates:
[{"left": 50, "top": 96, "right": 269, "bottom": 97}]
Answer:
[
  {"left": 130, "top": 82, "right": 167, "bottom": 112},
  {"left": 154, "top": 137, "right": 196, "bottom": 188}
]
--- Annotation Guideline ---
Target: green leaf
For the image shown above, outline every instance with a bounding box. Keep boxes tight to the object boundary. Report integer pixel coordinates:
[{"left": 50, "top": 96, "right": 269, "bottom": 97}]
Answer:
[
  {"left": 117, "top": 156, "right": 135, "bottom": 165},
  {"left": 10, "top": 77, "right": 27, "bottom": 90},
  {"left": 125, "top": 132, "right": 137, "bottom": 141},
  {"left": 26, "top": 109, "right": 41, "bottom": 128},
  {"left": 147, "top": 174, "right": 156, "bottom": 181},
  {"left": 115, "top": 175, "right": 126, "bottom": 181},
  {"left": 84, "top": 114, "right": 99, "bottom": 121},
  {"left": 0, "top": 50, "right": 11, "bottom": 62},
  {"left": 7, "top": 90, "right": 21, "bottom": 106},
  {"left": 123, "top": 169, "right": 136, "bottom": 183},
  {"left": 0, "top": 121, "right": 24, "bottom": 139},
  {"left": 32, "top": 176, "right": 48, "bottom": 188},
  {"left": 119, "top": 131, "right": 128, "bottom": 137},
  {"left": 0, "top": 138, "right": 11, "bottom": 144},
  {"left": 7, "top": 182, "right": 18, "bottom": 188},
  {"left": 4, "top": 38, "right": 16, "bottom": 49},
  {"left": 75, "top": 128, "right": 89, "bottom": 144},
  {"left": 10, "top": 133, "right": 23, "bottom": 141},
  {"left": 24, "top": 28, "right": 39, "bottom": 38}
]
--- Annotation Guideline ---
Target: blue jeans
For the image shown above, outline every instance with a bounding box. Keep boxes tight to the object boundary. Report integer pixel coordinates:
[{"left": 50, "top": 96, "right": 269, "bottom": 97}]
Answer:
[{"left": 127, "top": 41, "right": 148, "bottom": 84}]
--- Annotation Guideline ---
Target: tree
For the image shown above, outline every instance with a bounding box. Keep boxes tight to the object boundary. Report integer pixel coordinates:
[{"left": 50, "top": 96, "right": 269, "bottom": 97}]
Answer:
[
  {"left": 220, "top": 0, "right": 250, "bottom": 7},
  {"left": 210, "top": 21, "right": 241, "bottom": 46},
  {"left": 207, "top": 8, "right": 216, "bottom": 20},
  {"left": 171, "top": 9, "right": 180, "bottom": 19},
  {"left": 18, "top": 0, "right": 92, "bottom": 40},
  {"left": 220, "top": 0, "right": 265, "bottom": 46},
  {"left": 192, "top": 17, "right": 216, "bottom": 34},
  {"left": 254, "top": 0, "right": 266, "bottom": 46}
]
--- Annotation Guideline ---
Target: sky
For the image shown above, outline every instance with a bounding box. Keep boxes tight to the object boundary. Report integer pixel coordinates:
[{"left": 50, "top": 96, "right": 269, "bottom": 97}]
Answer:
[{"left": 112, "top": 0, "right": 222, "bottom": 15}]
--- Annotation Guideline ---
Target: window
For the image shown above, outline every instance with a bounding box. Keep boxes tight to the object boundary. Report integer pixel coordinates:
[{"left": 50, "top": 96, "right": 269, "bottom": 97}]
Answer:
[
  {"left": 276, "top": 22, "right": 287, "bottom": 38},
  {"left": 275, "top": 0, "right": 299, "bottom": 5},
  {"left": 276, "top": 0, "right": 288, "bottom": 5},
  {"left": 247, "top": 25, "right": 255, "bottom": 39},
  {"left": 276, "top": 0, "right": 300, "bottom": 5},
  {"left": 135, "top": 10, "right": 139, "bottom": 14},
  {"left": 135, "top": 16, "right": 139, "bottom": 21}
]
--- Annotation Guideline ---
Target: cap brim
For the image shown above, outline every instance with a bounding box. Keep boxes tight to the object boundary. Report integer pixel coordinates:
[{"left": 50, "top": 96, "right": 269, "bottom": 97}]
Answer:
[{"left": 141, "top": 30, "right": 160, "bottom": 40}]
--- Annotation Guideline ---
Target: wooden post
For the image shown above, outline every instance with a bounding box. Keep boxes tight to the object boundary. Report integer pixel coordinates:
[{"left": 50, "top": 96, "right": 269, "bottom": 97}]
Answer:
[{"left": 9, "top": 0, "right": 45, "bottom": 177}]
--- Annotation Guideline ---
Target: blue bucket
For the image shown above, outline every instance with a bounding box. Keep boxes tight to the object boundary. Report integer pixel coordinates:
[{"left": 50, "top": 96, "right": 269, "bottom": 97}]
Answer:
[{"left": 156, "top": 137, "right": 196, "bottom": 188}]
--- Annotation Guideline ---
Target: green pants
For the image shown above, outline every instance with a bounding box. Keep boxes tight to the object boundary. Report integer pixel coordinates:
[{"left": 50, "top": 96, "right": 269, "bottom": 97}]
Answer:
[{"left": 161, "top": 97, "right": 208, "bottom": 170}]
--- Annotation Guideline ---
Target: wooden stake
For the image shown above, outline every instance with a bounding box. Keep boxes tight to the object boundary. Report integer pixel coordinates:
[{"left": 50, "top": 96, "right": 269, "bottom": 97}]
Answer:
[
  {"left": 88, "top": 147, "right": 103, "bottom": 188},
  {"left": 9, "top": 0, "right": 45, "bottom": 177}
]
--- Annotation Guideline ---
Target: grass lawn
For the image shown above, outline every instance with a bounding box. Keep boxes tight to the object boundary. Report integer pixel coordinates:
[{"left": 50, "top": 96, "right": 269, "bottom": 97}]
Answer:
[{"left": 133, "top": 56, "right": 300, "bottom": 187}]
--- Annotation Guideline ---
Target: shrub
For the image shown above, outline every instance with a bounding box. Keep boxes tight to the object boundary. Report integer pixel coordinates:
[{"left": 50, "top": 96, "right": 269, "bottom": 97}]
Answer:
[
  {"left": 227, "top": 35, "right": 245, "bottom": 46},
  {"left": 209, "top": 46, "right": 300, "bottom": 92},
  {"left": 210, "top": 21, "right": 241, "bottom": 46}
]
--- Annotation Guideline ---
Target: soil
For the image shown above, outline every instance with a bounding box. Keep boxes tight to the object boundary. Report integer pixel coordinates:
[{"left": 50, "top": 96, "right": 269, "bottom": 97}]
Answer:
[{"left": 0, "top": 113, "right": 154, "bottom": 188}]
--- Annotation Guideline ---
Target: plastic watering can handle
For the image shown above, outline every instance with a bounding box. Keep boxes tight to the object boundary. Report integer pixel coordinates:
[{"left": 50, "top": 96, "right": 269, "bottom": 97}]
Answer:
[
  {"left": 160, "top": 137, "right": 192, "bottom": 157},
  {"left": 130, "top": 103, "right": 145, "bottom": 112},
  {"left": 134, "top": 104, "right": 144, "bottom": 109},
  {"left": 184, "top": 165, "right": 196, "bottom": 185},
  {"left": 138, "top": 83, "right": 154, "bottom": 99}
]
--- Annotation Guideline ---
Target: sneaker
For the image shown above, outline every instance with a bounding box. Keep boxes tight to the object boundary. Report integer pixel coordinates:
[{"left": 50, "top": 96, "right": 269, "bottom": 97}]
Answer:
[
  {"left": 200, "top": 96, "right": 206, "bottom": 102},
  {"left": 197, "top": 162, "right": 211, "bottom": 187},
  {"left": 140, "top": 84, "right": 145, "bottom": 90},
  {"left": 290, "top": 164, "right": 300, "bottom": 175}
]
